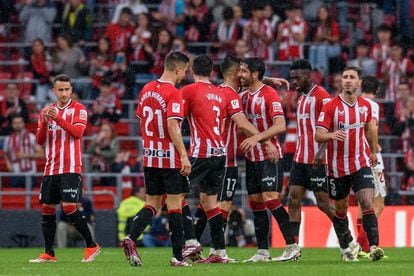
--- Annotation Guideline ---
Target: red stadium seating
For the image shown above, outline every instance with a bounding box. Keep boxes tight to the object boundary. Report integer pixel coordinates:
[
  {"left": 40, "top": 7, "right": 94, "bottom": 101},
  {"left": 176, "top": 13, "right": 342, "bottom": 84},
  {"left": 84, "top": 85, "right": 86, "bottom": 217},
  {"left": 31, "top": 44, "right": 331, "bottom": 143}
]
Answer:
[
  {"left": 16, "top": 71, "right": 34, "bottom": 100},
  {"left": 114, "top": 122, "right": 129, "bottom": 136},
  {"left": 91, "top": 186, "right": 117, "bottom": 209},
  {"left": 0, "top": 188, "right": 26, "bottom": 209}
]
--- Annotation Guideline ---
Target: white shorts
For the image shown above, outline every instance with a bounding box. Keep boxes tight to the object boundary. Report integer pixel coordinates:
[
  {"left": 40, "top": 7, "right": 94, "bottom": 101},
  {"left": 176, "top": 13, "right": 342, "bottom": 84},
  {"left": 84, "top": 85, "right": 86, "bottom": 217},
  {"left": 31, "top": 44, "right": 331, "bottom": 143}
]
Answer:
[{"left": 372, "top": 168, "right": 386, "bottom": 197}]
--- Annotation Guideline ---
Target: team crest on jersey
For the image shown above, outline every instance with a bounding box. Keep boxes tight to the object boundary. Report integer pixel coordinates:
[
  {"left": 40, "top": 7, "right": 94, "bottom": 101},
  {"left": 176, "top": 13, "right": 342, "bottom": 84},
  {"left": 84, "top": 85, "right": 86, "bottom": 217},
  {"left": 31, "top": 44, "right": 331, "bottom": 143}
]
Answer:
[
  {"left": 358, "top": 106, "right": 368, "bottom": 115},
  {"left": 172, "top": 102, "right": 180, "bottom": 113},
  {"left": 255, "top": 97, "right": 263, "bottom": 105},
  {"left": 231, "top": 99, "right": 240, "bottom": 109},
  {"left": 318, "top": 112, "right": 325, "bottom": 122},
  {"left": 66, "top": 108, "right": 74, "bottom": 115},
  {"left": 79, "top": 110, "right": 87, "bottom": 120}
]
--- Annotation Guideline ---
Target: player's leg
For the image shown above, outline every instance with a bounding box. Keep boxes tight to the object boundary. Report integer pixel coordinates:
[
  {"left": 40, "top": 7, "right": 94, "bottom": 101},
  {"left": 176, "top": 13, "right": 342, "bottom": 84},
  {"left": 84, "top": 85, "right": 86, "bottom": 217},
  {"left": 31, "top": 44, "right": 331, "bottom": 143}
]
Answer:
[
  {"left": 30, "top": 175, "right": 59, "bottom": 263},
  {"left": 60, "top": 174, "right": 99, "bottom": 262},
  {"left": 218, "top": 166, "right": 239, "bottom": 231},
  {"left": 165, "top": 170, "right": 191, "bottom": 266},
  {"left": 353, "top": 168, "right": 384, "bottom": 261},
  {"left": 310, "top": 164, "right": 335, "bottom": 221},
  {"left": 181, "top": 198, "right": 203, "bottom": 261},
  {"left": 243, "top": 160, "right": 271, "bottom": 263}
]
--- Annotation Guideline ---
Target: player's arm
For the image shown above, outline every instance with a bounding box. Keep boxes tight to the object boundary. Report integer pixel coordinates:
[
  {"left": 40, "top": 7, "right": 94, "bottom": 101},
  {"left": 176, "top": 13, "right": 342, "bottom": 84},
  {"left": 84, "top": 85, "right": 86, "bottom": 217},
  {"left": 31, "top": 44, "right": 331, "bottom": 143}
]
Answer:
[
  {"left": 167, "top": 118, "right": 191, "bottom": 176},
  {"left": 262, "top": 77, "right": 289, "bottom": 90},
  {"left": 36, "top": 108, "right": 50, "bottom": 145},
  {"left": 315, "top": 127, "right": 347, "bottom": 143},
  {"left": 232, "top": 112, "right": 259, "bottom": 136},
  {"left": 240, "top": 116, "right": 286, "bottom": 152},
  {"left": 47, "top": 107, "right": 86, "bottom": 139},
  {"left": 365, "top": 120, "right": 378, "bottom": 167}
]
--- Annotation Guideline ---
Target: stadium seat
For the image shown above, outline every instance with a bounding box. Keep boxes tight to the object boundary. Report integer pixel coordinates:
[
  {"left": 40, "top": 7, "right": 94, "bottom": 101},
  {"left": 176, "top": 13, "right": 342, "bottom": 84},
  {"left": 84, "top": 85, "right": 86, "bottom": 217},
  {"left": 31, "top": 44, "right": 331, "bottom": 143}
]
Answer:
[
  {"left": 114, "top": 122, "right": 129, "bottom": 136},
  {"left": 0, "top": 188, "right": 26, "bottom": 209},
  {"left": 91, "top": 186, "right": 117, "bottom": 209},
  {"left": 16, "top": 71, "right": 34, "bottom": 100},
  {"left": 0, "top": 72, "right": 12, "bottom": 91}
]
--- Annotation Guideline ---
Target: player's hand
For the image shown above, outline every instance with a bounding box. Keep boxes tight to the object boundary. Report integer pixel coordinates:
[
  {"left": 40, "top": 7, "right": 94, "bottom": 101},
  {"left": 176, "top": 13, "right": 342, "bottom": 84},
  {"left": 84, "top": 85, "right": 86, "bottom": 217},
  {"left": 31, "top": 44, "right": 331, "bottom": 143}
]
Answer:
[
  {"left": 240, "top": 135, "right": 260, "bottom": 153},
  {"left": 264, "top": 141, "right": 279, "bottom": 163},
  {"left": 180, "top": 156, "right": 191, "bottom": 176},
  {"left": 330, "top": 130, "right": 347, "bottom": 141},
  {"left": 47, "top": 106, "right": 58, "bottom": 120},
  {"left": 369, "top": 153, "right": 378, "bottom": 167},
  {"left": 41, "top": 108, "right": 51, "bottom": 124}
]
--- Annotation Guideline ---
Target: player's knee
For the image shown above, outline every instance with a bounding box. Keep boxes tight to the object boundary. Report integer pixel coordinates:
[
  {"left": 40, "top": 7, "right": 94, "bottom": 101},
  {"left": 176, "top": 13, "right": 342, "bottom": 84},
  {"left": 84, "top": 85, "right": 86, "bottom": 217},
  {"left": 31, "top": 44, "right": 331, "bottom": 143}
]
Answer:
[
  {"left": 62, "top": 203, "right": 77, "bottom": 215},
  {"left": 42, "top": 205, "right": 56, "bottom": 216},
  {"left": 262, "top": 191, "right": 279, "bottom": 201},
  {"left": 219, "top": 201, "right": 232, "bottom": 212}
]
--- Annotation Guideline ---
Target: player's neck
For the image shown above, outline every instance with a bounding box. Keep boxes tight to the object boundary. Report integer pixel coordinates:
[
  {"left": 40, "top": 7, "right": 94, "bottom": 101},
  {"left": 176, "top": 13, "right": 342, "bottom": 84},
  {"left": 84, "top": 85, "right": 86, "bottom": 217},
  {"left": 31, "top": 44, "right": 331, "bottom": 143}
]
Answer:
[
  {"left": 249, "top": 81, "right": 264, "bottom": 92},
  {"left": 159, "top": 72, "right": 177, "bottom": 85},
  {"left": 223, "top": 78, "right": 239, "bottom": 91},
  {"left": 193, "top": 75, "right": 210, "bottom": 83},
  {"left": 340, "top": 93, "right": 357, "bottom": 105},
  {"left": 57, "top": 99, "right": 72, "bottom": 109},
  {"left": 361, "top": 93, "right": 374, "bottom": 100}
]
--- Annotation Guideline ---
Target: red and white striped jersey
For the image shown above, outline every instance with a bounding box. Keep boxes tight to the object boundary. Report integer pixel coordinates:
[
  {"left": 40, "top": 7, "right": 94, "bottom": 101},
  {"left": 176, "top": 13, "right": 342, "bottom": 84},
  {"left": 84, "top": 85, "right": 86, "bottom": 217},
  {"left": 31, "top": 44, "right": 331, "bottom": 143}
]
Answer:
[
  {"left": 241, "top": 84, "right": 284, "bottom": 162},
  {"left": 182, "top": 81, "right": 226, "bottom": 158},
  {"left": 294, "top": 85, "right": 331, "bottom": 164},
  {"left": 243, "top": 19, "right": 274, "bottom": 61},
  {"left": 381, "top": 57, "right": 414, "bottom": 101},
  {"left": 36, "top": 100, "right": 87, "bottom": 176},
  {"left": 219, "top": 84, "right": 243, "bottom": 167},
  {"left": 277, "top": 19, "right": 307, "bottom": 61},
  {"left": 136, "top": 79, "right": 184, "bottom": 169},
  {"left": 365, "top": 98, "right": 384, "bottom": 170},
  {"left": 4, "top": 130, "right": 38, "bottom": 173},
  {"left": 316, "top": 95, "right": 372, "bottom": 177}
]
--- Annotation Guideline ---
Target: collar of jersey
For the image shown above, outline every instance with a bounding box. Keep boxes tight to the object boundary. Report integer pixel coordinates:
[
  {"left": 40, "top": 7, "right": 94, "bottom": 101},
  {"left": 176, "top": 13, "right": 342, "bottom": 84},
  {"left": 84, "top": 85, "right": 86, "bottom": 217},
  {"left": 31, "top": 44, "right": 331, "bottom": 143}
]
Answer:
[
  {"left": 195, "top": 80, "right": 212, "bottom": 84},
  {"left": 248, "top": 84, "right": 265, "bottom": 95},
  {"left": 157, "top": 79, "right": 175, "bottom": 86},
  {"left": 56, "top": 99, "right": 73, "bottom": 110},
  {"left": 339, "top": 94, "right": 357, "bottom": 107},
  {"left": 220, "top": 83, "right": 238, "bottom": 93},
  {"left": 305, "top": 84, "right": 317, "bottom": 96}
]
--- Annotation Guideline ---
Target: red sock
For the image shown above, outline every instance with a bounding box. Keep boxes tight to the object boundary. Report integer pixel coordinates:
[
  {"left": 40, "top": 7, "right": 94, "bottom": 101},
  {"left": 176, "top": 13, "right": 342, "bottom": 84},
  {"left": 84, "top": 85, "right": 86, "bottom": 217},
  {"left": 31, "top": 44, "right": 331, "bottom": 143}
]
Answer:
[{"left": 356, "top": 218, "right": 369, "bottom": 252}]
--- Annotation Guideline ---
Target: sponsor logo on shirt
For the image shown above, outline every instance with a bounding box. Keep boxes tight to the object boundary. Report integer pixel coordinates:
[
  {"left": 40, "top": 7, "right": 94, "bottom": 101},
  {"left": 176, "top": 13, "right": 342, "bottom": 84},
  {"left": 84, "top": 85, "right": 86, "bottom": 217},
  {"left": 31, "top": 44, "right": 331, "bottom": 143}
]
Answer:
[
  {"left": 339, "top": 122, "right": 365, "bottom": 131},
  {"left": 318, "top": 112, "right": 325, "bottom": 122},
  {"left": 358, "top": 106, "right": 368, "bottom": 114},
  {"left": 48, "top": 124, "right": 62, "bottom": 131},
  {"left": 143, "top": 148, "right": 171, "bottom": 158},
  {"left": 79, "top": 110, "right": 87, "bottom": 120},
  {"left": 66, "top": 108, "right": 74, "bottom": 115},
  {"left": 172, "top": 102, "right": 180, "bottom": 113},
  {"left": 255, "top": 97, "right": 264, "bottom": 105},
  {"left": 231, "top": 99, "right": 240, "bottom": 109}
]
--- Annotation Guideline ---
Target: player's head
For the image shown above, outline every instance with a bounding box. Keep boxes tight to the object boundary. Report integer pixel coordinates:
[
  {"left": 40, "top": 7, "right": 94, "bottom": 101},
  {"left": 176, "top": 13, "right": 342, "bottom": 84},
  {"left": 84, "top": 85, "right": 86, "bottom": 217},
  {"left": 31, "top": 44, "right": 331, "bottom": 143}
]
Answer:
[
  {"left": 341, "top": 66, "right": 362, "bottom": 96},
  {"left": 164, "top": 51, "right": 189, "bottom": 83},
  {"left": 221, "top": 56, "right": 241, "bottom": 80},
  {"left": 238, "top": 57, "right": 265, "bottom": 87},
  {"left": 289, "top": 59, "right": 312, "bottom": 93},
  {"left": 192, "top": 54, "right": 213, "bottom": 77},
  {"left": 10, "top": 113, "right": 25, "bottom": 132},
  {"left": 361, "top": 75, "right": 379, "bottom": 95},
  {"left": 53, "top": 74, "right": 72, "bottom": 105}
]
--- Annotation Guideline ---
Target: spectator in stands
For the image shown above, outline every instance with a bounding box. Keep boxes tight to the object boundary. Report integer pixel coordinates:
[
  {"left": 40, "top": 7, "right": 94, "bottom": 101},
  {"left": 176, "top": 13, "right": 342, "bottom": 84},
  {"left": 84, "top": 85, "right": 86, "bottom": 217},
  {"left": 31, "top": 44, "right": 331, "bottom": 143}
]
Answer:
[
  {"left": 56, "top": 197, "right": 95, "bottom": 248},
  {"left": 19, "top": 0, "right": 56, "bottom": 45},
  {"left": 225, "top": 207, "right": 255, "bottom": 247},
  {"left": 134, "top": 12, "right": 152, "bottom": 41},
  {"left": 206, "top": 0, "right": 238, "bottom": 23},
  {"left": 3, "top": 114, "right": 44, "bottom": 188},
  {"left": 61, "top": 0, "right": 92, "bottom": 43},
  {"left": 403, "top": 146, "right": 414, "bottom": 192},
  {"left": 90, "top": 78, "right": 122, "bottom": 126},
  {"left": 117, "top": 185, "right": 145, "bottom": 244},
  {"left": 381, "top": 40, "right": 414, "bottom": 103},
  {"left": 348, "top": 40, "right": 377, "bottom": 76},
  {"left": 0, "top": 0, "right": 14, "bottom": 42},
  {"left": 30, "top": 38, "right": 53, "bottom": 110},
  {"left": 142, "top": 207, "right": 171, "bottom": 247},
  {"left": 234, "top": 39, "right": 251, "bottom": 59},
  {"left": 263, "top": 3, "right": 280, "bottom": 34},
  {"left": 232, "top": 4, "right": 247, "bottom": 28},
  {"left": 105, "top": 7, "right": 135, "bottom": 54},
  {"left": 308, "top": 5, "right": 341, "bottom": 74},
  {"left": 128, "top": 27, "right": 154, "bottom": 72},
  {"left": 276, "top": 4, "right": 307, "bottom": 61},
  {"left": 150, "top": 28, "right": 172, "bottom": 77},
  {"left": 371, "top": 24, "right": 393, "bottom": 77},
  {"left": 89, "top": 37, "right": 114, "bottom": 98},
  {"left": 392, "top": 95, "right": 414, "bottom": 153},
  {"left": 242, "top": 3, "right": 273, "bottom": 61},
  {"left": 0, "top": 84, "right": 29, "bottom": 135},
  {"left": 328, "top": 72, "right": 342, "bottom": 97},
  {"left": 52, "top": 34, "right": 89, "bottom": 98},
  {"left": 87, "top": 122, "right": 120, "bottom": 185},
  {"left": 111, "top": 0, "right": 148, "bottom": 23},
  {"left": 183, "top": 0, "right": 213, "bottom": 42},
  {"left": 151, "top": 0, "right": 186, "bottom": 37},
  {"left": 216, "top": 6, "right": 243, "bottom": 59}
]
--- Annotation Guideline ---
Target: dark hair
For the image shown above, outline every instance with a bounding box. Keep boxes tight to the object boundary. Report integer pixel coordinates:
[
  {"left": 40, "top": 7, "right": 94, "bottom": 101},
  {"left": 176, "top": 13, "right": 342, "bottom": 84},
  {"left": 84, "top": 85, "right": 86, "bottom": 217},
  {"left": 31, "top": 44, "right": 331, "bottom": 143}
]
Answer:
[
  {"left": 252, "top": 2, "right": 265, "bottom": 11},
  {"left": 221, "top": 56, "right": 240, "bottom": 76},
  {"left": 222, "top": 6, "right": 234, "bottom": 20},
  {"left": 242, "top": 57, "right": 265, "bottom": 80},
  {"left": 120, "top": 7, "right": 133, "bottom": 16},
  {"left": 53, "top": 74, "right": 72, "bottom": 85},
  {"left": 164, "top": 51, "right": 190, "bottom": 71},
  {"left": 192, "top": 54, "right": 213, "bottom": 77},
  {"left": 10, "top": 113, "right": 24, "bottom": 122},
  {"left": 355, "top": 39, "right": 370, "bottom": 48},
  {"left": 342, "top": 66, "right": 362, "bottom": 79},
  {"left": 290, "top": 59, "right": 312, "bottom": 71},
  {"left": 361, "top": 75, "right": 379, "bottom": 95},
  {"left": 376, "top": 24, "right": 393, "bottom": 33}
]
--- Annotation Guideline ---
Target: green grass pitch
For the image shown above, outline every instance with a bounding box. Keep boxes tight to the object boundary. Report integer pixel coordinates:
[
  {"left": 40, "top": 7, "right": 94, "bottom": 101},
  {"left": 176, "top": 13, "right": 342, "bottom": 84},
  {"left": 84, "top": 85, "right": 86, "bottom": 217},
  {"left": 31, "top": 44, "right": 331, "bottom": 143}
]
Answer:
[{"left": 0, "top": 247, "right": 412, "bottom": 275}]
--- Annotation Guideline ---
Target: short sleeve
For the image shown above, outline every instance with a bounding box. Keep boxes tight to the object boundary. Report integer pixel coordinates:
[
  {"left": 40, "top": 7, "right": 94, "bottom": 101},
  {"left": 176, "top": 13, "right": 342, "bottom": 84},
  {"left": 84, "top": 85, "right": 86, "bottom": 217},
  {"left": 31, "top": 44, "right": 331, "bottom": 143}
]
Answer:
[
  {"left": 225, "top": 92, "right": 243, "bottom": 118},
  {"left": 265, "top": 90, "right": 284, "bottom": 119},
  {"left": 181, "top": 86, "right": 191, "bottom": 116},
  {"left": 371, "top": 102, "right": 379, "bottom": 124},
  {"left": 316, "top": 102, "right": 333, "bottom": 131},
  {"left": 136, "top": 96, "right": 143, "bottom": 119},
  {"left": 365, "top": 102, "right": 372, "bottom": 123},
  {"left": 167, "top": 89, "right": 184, "bottom": 121}
]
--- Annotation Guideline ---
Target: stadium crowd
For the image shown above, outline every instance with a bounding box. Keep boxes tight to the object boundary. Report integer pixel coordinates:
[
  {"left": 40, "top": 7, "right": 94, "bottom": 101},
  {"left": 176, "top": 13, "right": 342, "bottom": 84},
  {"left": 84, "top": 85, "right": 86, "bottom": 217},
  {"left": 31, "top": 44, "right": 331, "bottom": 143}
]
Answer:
[{"left": 0, "top": 0, "right": 414, "bottom": 206}]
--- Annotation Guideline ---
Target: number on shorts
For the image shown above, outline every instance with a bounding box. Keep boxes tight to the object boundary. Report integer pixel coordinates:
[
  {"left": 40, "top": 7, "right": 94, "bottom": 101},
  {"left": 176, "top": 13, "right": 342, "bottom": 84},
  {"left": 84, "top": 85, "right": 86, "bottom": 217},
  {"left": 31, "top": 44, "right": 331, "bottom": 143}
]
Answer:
[{"left": 226, "top": 178, "right": 236, "bottom": 192}]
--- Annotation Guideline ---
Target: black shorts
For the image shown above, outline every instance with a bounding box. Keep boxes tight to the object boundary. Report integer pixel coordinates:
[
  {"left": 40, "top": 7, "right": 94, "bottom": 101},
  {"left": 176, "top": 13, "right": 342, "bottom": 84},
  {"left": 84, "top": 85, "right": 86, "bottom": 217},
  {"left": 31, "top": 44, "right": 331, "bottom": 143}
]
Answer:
[
  {"left": 289, "top": 162, "right": 328, "bottom": 192},
  {"left": 328, "top": 167, "right": 375, "bottom": 200},
  {"left": 40, "top": 173, "right": 83, "bottom": 205},
  {"left": 144, "top": 167, "right": 190, "bottom": 196},
  {"left": 189, "top": 157, "right": 225, "bottom": 196},
  {"left": 219, "top": 166, "right": 239, "bottom": 202},
  {"left": 246, "top": 159, "right": 282, "bottom": 195}
]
